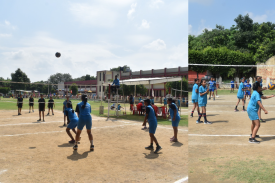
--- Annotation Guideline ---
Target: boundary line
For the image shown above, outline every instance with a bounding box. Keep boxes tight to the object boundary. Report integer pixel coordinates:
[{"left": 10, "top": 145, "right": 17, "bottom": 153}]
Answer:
[{"left": 174, "top": 176, "right": 188, "bottom": 183}]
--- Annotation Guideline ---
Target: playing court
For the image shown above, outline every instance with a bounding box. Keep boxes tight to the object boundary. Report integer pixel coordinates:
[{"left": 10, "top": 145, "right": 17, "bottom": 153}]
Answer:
[
  {"left": 188, "top": 94, "right": 275, "bottom": 183},
  {"left": 0, "top": 108, "right": 187, "bottom": 183}
]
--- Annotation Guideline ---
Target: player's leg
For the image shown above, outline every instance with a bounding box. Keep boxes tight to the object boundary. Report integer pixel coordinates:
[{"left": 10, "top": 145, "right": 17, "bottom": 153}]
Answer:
[
  {"left": 73, "top": 129, "right": 82, "bottom": 150},
  {"left": 87, "top": 129, "right": 94, "bottom": 151},
  {"left": 38, "top": 111, "right": 41, "bottom": 121},
  {"left": 250, "top": 120, "right": 260, "bottom": 143},
  {"left": 63, "top": 115, "right": 66, "bottom": 126},
  {"left": 190, "top": 101, "right": 196, "bottom": 117},
  {"left": 235, "top": 99, "right": 240, "bottom": 111},
  {"left": 242, "top": 98, "right": 246, "bottom": 111},
  {"left": 51, "top": 108, "right": 54, "bottom": 115},
  {"left": 42, "top": 111, "right": 45, "bottom": 121},
  {"left": 66, "top": 127, "right": 75, "bottom": 142}
]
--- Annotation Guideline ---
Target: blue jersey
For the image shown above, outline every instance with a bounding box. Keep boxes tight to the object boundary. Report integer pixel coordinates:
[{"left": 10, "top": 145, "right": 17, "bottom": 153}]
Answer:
[
  {"left": 198, "top": 85, "right": 207, "bottom": 105},
  {"left": 169, "top": 103, "right": 180, "bottom": 122},
  {"left": 151, "top": 99, "right": 154, "bottom": 103},
  {"left": 146, "top": 105, "right": 157, "bottom": 125},
  {"left": 112, "top": 78, "right": 120, "bottom": 86},
  {"left": 246, "top": 84, "right": 251, "bottom": 92},
  {"left": 192, "top": 84, "right": 199, "bottom": 100},
  {"left": 117, "top": 105, "right": 121, "bottom": 110},
  {"left": 231, "top": 81, "right": 234, "bottom": 88},
  {"left": 164, "top": 98, "right": 167, "bottom": 105},
  {"left": 247, "top": 91, "right": 261, "bottom": 113},
  {"left": 209, "top": 81, "right": 214, "bottom": 89},
  {"left": 65, "top": 108, "right": 79, "bottom": 122},
  {"left": 213, "top": 81, "right": 216, "bottom": 88},
  {"left": 76, "top": 101, "right": 91, "bottom": 120},
  {"left": 237, "top": 82, "right": 245, "bottom": 98},
  {"left": 139, "top": 98, "right": 142, "bottom": 102},
  {"left": 63, "top": 100, "right": 71, "bottom": 111}
]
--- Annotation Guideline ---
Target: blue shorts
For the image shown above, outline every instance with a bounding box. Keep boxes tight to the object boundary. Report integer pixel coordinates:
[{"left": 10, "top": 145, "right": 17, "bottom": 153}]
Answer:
[
  {"left": 192, "top": 99, "right": 198, "bottom": 103},
  {"left": 172, "top": 119, "right": 180, "bottom": 127},
  {"left": 67, "top": 119, "right": 78, "bottom": 129},
  {"left": 231, "top": 85, "right": 234, "bottom": 88},
  {"left": 199, "top": 104, "right": 206, "bottom": 107},
  {"left": 149, "top": 123, "right": 157, "bottom": 134},
  {"left": 209, "top": 89, "right": 213, "bottom": 92},
  {"left": 247, "top": 110, "right": 259, "bottom": 121},
  {"left": 246, "top": 92, "right": 251, "bottom": 95},
  {"left": 237, "top": 96, "right": 244, "bottom": 99},
  {"left": 77, "top": 116, "right": 92, "bottom": 130}
]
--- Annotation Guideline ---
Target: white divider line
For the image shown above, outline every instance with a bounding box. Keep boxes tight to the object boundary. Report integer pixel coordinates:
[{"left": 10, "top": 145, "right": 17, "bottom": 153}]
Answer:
[
  {"left": 0, "top": 169, "right": 7, "bottom": 175},
  {"left": 189, "top": 134, "right": 275, "bottom": 137},
  {"left": 174, "top": 176, "right": 188, "bottom": 183}
]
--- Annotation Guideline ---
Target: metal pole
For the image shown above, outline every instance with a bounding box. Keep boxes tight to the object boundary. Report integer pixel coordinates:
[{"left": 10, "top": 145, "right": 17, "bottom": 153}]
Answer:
[
  {"left": 180, "top": 76, "right": 182, "bottom": 116},
  {"left": 101, "top": 85, "right": 103, "bottom": 106}
]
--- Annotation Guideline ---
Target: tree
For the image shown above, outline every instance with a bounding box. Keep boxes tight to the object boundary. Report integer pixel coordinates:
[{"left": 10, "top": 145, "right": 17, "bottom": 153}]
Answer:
[
  {"left": 0, "top": 87, "right": 11, "bottom": 94},
  {"left": 70, "top": 83, "right": 78, "bottom": 95},
  {"left": 165, "top": 77, "right": 188, "bottom": 97},
  {"left": 110, "top": 65, "right": 131, "bottom": 72},
  {"left": 11, "top": 68, "right": 30, "bottom": 90},
  {"left": 48, "top": 73, "right": 73, "bottom": 84}
]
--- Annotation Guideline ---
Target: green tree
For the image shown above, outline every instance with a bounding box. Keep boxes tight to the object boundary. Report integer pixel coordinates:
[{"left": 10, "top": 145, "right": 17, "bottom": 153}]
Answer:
[
  {"left": 70, "top": 83, "right": 78, "bottom": 95},
  {"left": 48, "top": 73, "right": 73, "bottom": 84},
  {"left": 110, "top": 65, "right": 131, "bottom": 72},
  {"left": 11, "top": 68, "right": 30, "bottom": 90},
  {"left": 165, "top": 77, "right": 188, "bottom": 97},
  {"left": 0, "top": 87, "right": 11, "bottom": 94}
]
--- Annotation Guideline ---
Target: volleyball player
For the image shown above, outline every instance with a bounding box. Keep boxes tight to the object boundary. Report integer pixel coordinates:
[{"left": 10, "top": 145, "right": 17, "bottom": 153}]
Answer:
[
  {"left": 190, "top": 79, "right": 200, "bottom": 118},
  {"left": 65, "top": 103, "right": 78, "bottom": 144},
  {"left": 245, "top": 80, "right": 252, "bottom": 100},
  {"left": 209, "top": 78, "right": 215, "bottom": 100},
  {"left": 230, "top": 79, "right": 234, "bottom": 93},
  {"left": 167, "top": 98, "right": 181, "bottom": 141},
  {"left": 63, "top": 96, "right": 71, "bottom": 126},
  {"left": 29, "top": 95, "right": 34, "bottom": 113},
  {"left": 247, "top": 82, "right": 274, "bottom": 143},
  {"left": 256, "top": 76, "right": 267, "bottom": 122},
  {"left": 143, "top": 99, "right": 162, "bottom": 153},
  {"left": 213, "top": 78, "right": 219, "bottom": 98},
  {"left": 197, "top": 79, "right": 211, "bottom": 124},
  {"left": 37, "top": 94, "right": 45, "bottom": 122},
  {"left": 73, "top": 95, "right": 94, "bottom": 151},
  {"left": 47, "top": 96, "right": 55, "bottom": 115},
  {"left": 17, "top": 94, "right": 23, "bottom": 115},
  {"left": 234, "top": 78, "right": 248, "bottom": 112}
]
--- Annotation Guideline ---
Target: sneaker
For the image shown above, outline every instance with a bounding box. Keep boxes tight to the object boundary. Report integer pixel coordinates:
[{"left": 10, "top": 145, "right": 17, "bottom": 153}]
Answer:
[
  {"left": 37, "top": 119, "right": 41, "bottom": 122},
  {"left": 18, "top": 113, "right": 20, "bottom": 115},
  {"left": 42, "top": 120, "right": 45, "bottom": 122},
  {"left": 32, "top": 110, "right": 34, "bottom": 112},
  {"left": 145, "top": 145, "right": 154, "bottom": 150},
  {"left": 46, "top": 113, "right": 49, "bottom": 116},
  {"left": 260, "top": 119, "right": 266, "bottom": 123},
  {"left": 234, "top": 109, "right": 239, "bottom": 112},
  {"left": 216, "top": 96, "right": 219, "bottom": 98},
  {"left": 90, "top": 145, "right": 94, "bottom": 151},
  {"left": 250, "top": 134, "right": 260, "bottom": 138},
  {"left": 73, "top": 144, "right": 78, "bottom": 150},
  {"left": 204, "top": 121, "right": 212, "bottom": 124},
  {"left": 242, "top": 109, "right": 246, "bottom": 112},
  {"left": 190, "top": 115, "right": 193, "bottom": 118},
  {"left": 213, "top": 98, "right": 215, "bottom": 101},
  {"left": 141, "top": 126, "right": 148, "bottom": 130},
  {"left": 170, "top": 138, "right": 178, "bottom": 142},
  {"left": 52, "top": 113, "right": 54, "bottom": 115},
  {"left": 69, "top": 140, "right": 75, "bottom": 144},
  {"left": 154, "top": 146, "right": 162, "bottom": 154},
  {"left": 196, "top": 120, "right": 203, "bottom": 124},
  {"left": 29, "top": 111, "right": 30, "bottom": 113},
  {"left": 249, "top": 138, "right": 260, "bottom": 144},
  {"left": 63, "top": 124, "right": 66, "bottom": 126}
]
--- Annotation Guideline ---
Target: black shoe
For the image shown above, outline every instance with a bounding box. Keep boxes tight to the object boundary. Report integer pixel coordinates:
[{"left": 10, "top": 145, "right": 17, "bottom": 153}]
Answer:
[
  {"left": 190, "top": 115, "right": 193, "bottom": 118},
  {"left": 52, "top": 113, "right": 54, "bottom": 115},
  {"left": 90, "top": 145, "right": 94, "bottom": 151},
  {"left": 73, "top": 144, "right": 78, "bottom": 150},
  {"left": 46, "top": 113, "right": 49, "bottom": 116},
  {"left": 29, "top": 111, "right": 30, "bottom": 113},
  {"left": 37, "top": 119, "right": 41, "bottom": 122},
  {"left": 250, "top": 134, "right": 260, "bottom": 138},
  {"left": 145, "top": 145, "right": 154, "bottom": 150},
  {"left": 249, "top": 138, "right": 260, "bottom": 144},
  {"left": 154, "top": 146, "right": 162, "bottom": 153},
  {"left": 18, "top": 113, "right": 20, "bottom": 115}
]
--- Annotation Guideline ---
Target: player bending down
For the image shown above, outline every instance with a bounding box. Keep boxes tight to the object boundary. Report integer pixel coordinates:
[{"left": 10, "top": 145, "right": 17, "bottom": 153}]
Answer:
[
  {"left": 65, "top": 103, "right": 79, "bottom": 144},
  {"left": 168, "top": 98, "right": 181, "bottom": 142},
  {"left": 143, "top": 99, "right": 162, "bottom": 154}
]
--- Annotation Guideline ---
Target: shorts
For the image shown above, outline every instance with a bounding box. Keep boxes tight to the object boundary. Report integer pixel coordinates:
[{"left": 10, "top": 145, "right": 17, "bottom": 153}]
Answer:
[
  {"left": 209, "top": 89, "right": 213, "bottom": 92},
  {"left": 199, "top": 104, "right": 206, "bottom": 107},
  {"left": 214, "top": 87, "right": 217, "bottom": 90},
  {"left": 192, "top": 99, "right": 198, "bottom": 103},
  {"left": 18, "top": 104, "right": 22, "bottom": 108},
  {"left": 149, "top": 122, "right": 157, "bottom": 134},
  {"left": 67, "top": 119, "right": 78, "bottom": 129},
  {"left": 231, "top": 85, "right": 234, "bottom": 88},
  {"left": 247, "top": 110, "right": 259, "bottom": 121},
  {"left": 77, "top": 116, "right": 92, "bottom": 130},
  {"left": 48, "top": 106, "right": 53, "bottom": 109},
  {"left": 39, "top": 107, "right": 45, "bottom": 111},
  {"left": 172, "top": 118, "right": 180, "bottom": 127},
  {"left": 246, "top": 92, "right": 251, "bottom": 95},
  {"left": 237, "top": 96, "right": 244, "bottom": 99},
  {"left": 29, "top": 103, "right": 33, "bottom": 106}
]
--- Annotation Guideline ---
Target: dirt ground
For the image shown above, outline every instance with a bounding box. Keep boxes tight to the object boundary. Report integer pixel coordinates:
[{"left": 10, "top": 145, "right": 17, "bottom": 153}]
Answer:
[
  {"left": 0, "top": 109, "right": 187, "bottom": 183},
  {"left": 188, "top": 94, "right": 275, "bottom": 183}
]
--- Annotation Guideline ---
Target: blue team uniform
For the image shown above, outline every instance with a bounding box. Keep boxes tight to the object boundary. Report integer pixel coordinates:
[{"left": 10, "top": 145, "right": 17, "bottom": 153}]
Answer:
[
  {"left": 169, "top": 103, "right": 181, "bottom": 127},
  {"left": 63, "top": 100, "right": 71, "bottom": 115},
  {"left": 117, "top": 105, "right": 121, "bottom": 110},
  {"left": 112, "top": 78, "right": 120, "bottom": 86},
  {"left": 76, "top": 102, "right": 92, "bottom": 130},
  {"left": 164, "top": 98, "right": 167, "bottom": 105},
  {"left": 192, "top": 84, "right": 199, "bottom": 103},
  {"left": 237, "top": 82, "right": 245, "bottom": 99},
  {"left": 247, "top": 91, "right": 261, "bottom": 120},
  {"left": 139, "top": 98, "right": 142, "bottom": 102},
  {"left": 146, "top": 105, "right": 158, "bottom": 134},
  {"left": 199, "top": 85, "right": 208, "bottom": 107},
  {"left": 231, "top": 81, "right": 234, "bottom": 88},
  {"left": 209, "top": 81, "right": 214, "bottom": 92},
  {"left": 65, "top": 108, "right": 79, "bottom": 129},
  {"left": 246, "top": 84, "right": 251, "bottom": 95},
  {"left": 213, "top": 81, "right": 217, "bottom": 90}
]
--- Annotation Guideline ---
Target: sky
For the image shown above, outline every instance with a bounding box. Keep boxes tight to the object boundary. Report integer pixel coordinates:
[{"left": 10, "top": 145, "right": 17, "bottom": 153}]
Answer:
[
  {"left": 0, "top": 0, "right": 188, "bottom": 82},
  {"left": 189, "top": 0, "right": 275, "bottom": 36}
]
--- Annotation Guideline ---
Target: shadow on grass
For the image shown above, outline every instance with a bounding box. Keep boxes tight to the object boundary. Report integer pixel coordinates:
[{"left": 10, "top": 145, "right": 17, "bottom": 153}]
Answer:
[
  {"left": 143, "top": 150, "right": 160, "bottom": 159},
  {"left": 67, "top": 150, "right": 91, "bottom": 161}
]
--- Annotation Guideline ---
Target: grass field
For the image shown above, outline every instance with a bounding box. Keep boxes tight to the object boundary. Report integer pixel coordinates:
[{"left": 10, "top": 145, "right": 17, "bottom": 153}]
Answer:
[{"left": 0, "top": 97, "right": 188, "bottom": 126}]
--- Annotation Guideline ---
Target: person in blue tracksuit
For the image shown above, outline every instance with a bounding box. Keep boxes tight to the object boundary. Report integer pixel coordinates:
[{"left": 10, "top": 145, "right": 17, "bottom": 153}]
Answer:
[
  {"left": 65, "top": 103, "right": 79, "bottom": 144},
  {"left": 230, "top": 79, "right": 235, "bottom": 93},
  {"left": 73, "top": 95, "right": 94, "bottom": 151},
  {"left": 167, "top": 98, "right": 181, "bottom": 142},
  {"left": 143, "top": 99, "right": 162, "bottom": 154},
  {"left": 209, "top": 78, "right": 215, "bottom": 100},
  {"left": 111, "top": 75, "right": 120, "bottom": 94},
  {"left": 247, "top": 81, "right": 274, "bottom": 144},
  {"left": 235, "top": 78, "right": 248, "bottom": 112},
  {"left": 197, "top": 79, "right": 211, "bottom": 124},
  {"left": 191, "top": 79, "right": 200, "bottom": 118}
]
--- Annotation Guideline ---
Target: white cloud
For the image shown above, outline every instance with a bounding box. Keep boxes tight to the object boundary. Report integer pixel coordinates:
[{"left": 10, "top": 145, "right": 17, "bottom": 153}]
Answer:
[
  {"left": 127, "top": 3, "right": 137, "bottom": 19},
  {"left": 149, "top": 0, "right": 164, "bottom": 8},
  {"left": 139, "top": 19, "right": 150, "bottom": 29},
  {"left": 126, "top": 35, "right": 152, "bottom": 46},
  {"left": 188, "top": 25, "right": 192, "bottom": 34},
  {"left": 69, "top": 3, "right": 118, "bottom": 27},
  {"left": 143, "top": 39, "right": 166, "bottom": 50},
  {"left": 170, "top": 0, "right": 188, "bottom": 15},
  {"left": 189, "top": 0, "right": 214, "bottom": 5},
  {"left": 0, "top": 34, "right": 12, "bottom": 38},
  {"left": 247, "top": 12, "right": 267, "bottom": 23},
  {"left": 1, "top": 20, "right": 16, "bottom": 30}
]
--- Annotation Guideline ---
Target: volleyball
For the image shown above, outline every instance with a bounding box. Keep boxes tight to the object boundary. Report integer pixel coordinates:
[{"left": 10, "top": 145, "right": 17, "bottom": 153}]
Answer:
[
  {"left": 268, "top": 82, "right": 275, "bottom": 90},
  {"left": 55, "top": 52, "right": 61, "bottom": 58}
]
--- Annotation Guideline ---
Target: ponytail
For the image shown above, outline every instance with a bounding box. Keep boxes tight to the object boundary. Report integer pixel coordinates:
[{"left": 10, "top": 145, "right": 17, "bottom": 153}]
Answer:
[{"left": 81, "top": 95, "right": 88, "bottom": 109}]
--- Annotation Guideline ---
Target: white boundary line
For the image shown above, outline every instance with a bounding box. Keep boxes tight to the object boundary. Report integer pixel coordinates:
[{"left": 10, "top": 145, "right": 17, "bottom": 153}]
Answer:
[
  {"left": 189, "top": 134, "right": 275, "bottom": 137},
  {"left": 0, "top": 170, "right": 7, "bottom": 175},
  {"left": 174, "top": 176, "right": 188, "bottom": 183}
]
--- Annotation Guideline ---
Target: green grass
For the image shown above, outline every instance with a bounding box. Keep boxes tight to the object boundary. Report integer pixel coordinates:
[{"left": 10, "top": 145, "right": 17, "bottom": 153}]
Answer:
[
  {"left": 212, "top": 158, "right": 275, "bottom": 183},
  {"left": 0, "top": 97, "right": 187, "bottom": 126}
]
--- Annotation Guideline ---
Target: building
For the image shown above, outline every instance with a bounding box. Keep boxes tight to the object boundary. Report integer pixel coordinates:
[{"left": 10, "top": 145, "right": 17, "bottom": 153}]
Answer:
[
  {"left": 257, "top": 56, "right": 275, "bottom": 85},
  {"left": 59, "top": 66, "right": 187, "bottom": 97}
]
